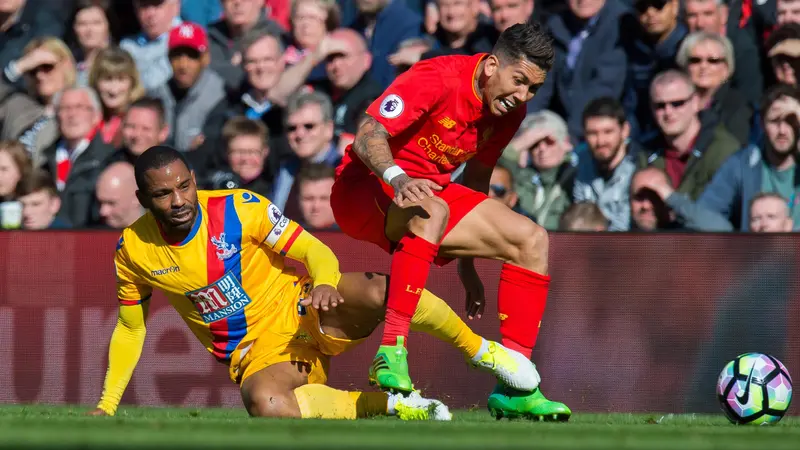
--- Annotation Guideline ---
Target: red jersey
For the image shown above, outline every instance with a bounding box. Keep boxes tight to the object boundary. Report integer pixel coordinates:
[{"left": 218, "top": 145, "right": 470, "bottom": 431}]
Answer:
[{"left": 337, "top": 53, "right": 526, "bottom": 187}]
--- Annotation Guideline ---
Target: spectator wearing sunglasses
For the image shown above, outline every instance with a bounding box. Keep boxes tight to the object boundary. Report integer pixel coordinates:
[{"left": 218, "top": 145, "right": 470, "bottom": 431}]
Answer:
[
  {"left": 622, "top": 0, "right": 686, "bottom": 140},
  {"left": 675, "top": 31, "right": 752, "bottom": 147},
  {"left": 272, "top": 90, "right": 340, "bottom": 212},
  {"left": 636, "top": 70, "right": 740, "bottom": 200},
  {"left": 683, "top": 0, "right": 763, "bottom": 107},
  {"left": 488, "top": 164, "right": 525, "bottom": 216}
]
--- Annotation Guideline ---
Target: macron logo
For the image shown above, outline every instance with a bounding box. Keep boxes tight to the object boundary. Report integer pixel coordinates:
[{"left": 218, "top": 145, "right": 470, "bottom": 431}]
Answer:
[{"left": 151, "top": 266, "right": 180, "bottom": 276}]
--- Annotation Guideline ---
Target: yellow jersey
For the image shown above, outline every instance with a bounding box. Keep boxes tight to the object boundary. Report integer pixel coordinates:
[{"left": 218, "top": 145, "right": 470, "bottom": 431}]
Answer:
[{"left": 114, "top": 189, "right": 313, "bottom": 362}]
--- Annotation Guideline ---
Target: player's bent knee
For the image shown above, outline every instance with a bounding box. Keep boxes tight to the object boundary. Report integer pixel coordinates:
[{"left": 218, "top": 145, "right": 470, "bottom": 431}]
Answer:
[
  {"left": 245, "top": 389, "right": 301, "bottom": 418},
  {"left": 407, "top": 197, "right": 449, "bottom": 241}
]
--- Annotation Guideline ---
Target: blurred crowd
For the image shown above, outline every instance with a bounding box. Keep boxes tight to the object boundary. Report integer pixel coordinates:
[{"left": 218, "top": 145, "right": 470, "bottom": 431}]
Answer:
[{"left": 0, "top": 0, "right": 798, "bottom": 234}]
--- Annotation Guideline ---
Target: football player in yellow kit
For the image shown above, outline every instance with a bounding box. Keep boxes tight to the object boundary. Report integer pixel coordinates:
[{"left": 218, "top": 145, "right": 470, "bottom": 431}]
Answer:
[{"left": 88, "top": 146, "right": 538, "bottom": 420}]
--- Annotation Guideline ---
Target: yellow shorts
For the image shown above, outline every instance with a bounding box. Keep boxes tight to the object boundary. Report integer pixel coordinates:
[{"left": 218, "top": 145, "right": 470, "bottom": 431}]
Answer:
[{"left": 229, "top": 275, "right": 366, "bottom": 385}]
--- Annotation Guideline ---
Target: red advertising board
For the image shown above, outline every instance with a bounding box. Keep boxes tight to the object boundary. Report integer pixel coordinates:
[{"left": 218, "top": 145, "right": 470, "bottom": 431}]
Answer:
[{"left": 0, "top": 232, "right": 797, "bottom": 413}]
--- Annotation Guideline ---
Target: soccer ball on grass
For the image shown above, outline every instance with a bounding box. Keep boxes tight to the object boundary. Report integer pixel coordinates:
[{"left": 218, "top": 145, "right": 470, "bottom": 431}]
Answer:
[{"left": 716, "top": 352, "right": 792, "bottom": 425}]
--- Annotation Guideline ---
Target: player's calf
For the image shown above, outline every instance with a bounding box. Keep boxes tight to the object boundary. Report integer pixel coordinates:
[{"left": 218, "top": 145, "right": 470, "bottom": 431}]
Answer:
[{"left": 498, "top": 215, "right": 549, "bottom": 274}]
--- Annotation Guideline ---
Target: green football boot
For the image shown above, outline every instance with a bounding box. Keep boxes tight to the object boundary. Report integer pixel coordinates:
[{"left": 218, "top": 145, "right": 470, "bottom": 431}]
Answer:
[
  {"left": 487, "top": 384, "right": 572, "bottom": 422},
  {"left": 368, "top": 336, "right": 414, "bottom": 393}
]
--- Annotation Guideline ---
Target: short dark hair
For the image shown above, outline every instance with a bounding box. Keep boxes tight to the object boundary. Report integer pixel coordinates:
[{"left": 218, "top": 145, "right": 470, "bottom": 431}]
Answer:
[
  {"left": 582, "top": 97, "right": 627, "bottom": 127},
  {"left": 134, "top": 145, "right": 190, "bottom": 191},
  {"left": 765, "top": 23, "right": 800, "bottom": 55},
  {"left": 17, "top": 169, "right": 58, "bottom": 198},
  {"left": 760, "top": 84, "right": 800, "bottom": 122},
  {"left": 128, "top": 96, "right": 166, "bottom": 127},
  {"left": 297, "top": 163, "right": 335, "bottom": 186},
  {"left": 492, "top": 20, "right": 555, "bottom": 71}
]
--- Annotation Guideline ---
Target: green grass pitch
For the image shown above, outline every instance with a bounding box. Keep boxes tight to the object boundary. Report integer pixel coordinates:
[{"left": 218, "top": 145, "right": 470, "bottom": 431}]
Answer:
[{"left": 0, "top": 405, "right": 798, "bottom": 449}]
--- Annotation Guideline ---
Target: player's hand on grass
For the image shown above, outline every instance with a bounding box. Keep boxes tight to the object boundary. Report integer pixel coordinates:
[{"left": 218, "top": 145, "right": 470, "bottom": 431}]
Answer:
[
  {"left": 458, "top": 259, "right": 485, "bottom": 320},
  {"left": 300, "top": 284, "right": 344, "bottom": 311},
  {"left": 391, "top": 174, "right": 442, "bottom": 207},
  {"left": 86, "top": 408, "right": 109, "bottom": 416}
]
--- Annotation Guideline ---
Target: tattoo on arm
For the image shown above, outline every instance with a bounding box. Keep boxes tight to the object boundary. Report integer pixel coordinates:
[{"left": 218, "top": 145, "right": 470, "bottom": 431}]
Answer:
[{"left": 353, "top": 117, "right": 396, "bottom": 176}]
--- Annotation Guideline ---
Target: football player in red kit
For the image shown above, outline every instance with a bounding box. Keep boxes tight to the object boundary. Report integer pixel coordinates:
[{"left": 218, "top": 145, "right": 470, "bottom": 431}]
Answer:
[{"left": 330, "top": 21, "right": 570, "bottom": 420}]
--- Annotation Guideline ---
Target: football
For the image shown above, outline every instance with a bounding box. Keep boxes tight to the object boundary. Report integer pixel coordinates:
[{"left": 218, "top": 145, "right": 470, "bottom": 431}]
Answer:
[{"left": 717, "top": 353, "right": 793, "bottom": 425}]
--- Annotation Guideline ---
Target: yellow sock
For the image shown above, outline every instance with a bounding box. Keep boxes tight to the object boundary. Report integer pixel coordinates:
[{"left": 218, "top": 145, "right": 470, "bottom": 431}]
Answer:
[
  {"left": 410, "top": 289, "right": 484, "bottom": 358},
  {"left": 294, "top": 384, "right": 388, "bottom": 419}
]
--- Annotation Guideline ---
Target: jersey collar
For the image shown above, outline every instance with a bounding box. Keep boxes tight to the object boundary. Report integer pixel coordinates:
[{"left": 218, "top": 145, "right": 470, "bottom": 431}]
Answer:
[
  {"left": 463, "top": 53, "right": 487, "bottom": 115},
  {"left": 157, "top": 204, "right": 203, "bottom": 246}
]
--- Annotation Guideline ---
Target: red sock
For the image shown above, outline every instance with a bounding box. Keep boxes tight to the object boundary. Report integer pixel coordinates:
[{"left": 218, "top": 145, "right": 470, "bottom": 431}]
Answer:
[
  {"left": 497, "top": 263, "right": 550, "bottom": 358},
  {"left": 381, "top": 234, "right": 439, "bottom": 346}
]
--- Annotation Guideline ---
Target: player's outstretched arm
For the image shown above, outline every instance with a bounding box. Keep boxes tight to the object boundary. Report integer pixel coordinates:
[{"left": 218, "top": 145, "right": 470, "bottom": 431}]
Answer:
[
  {"left": 279, "top": 227, "right": 344, "bottom": 311},
  {"left": 91, "top": 302, "right": 149, "bottom": 416}
]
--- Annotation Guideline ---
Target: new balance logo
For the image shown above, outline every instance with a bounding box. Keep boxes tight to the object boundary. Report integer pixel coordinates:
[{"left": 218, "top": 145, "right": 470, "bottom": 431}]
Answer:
[
  {"left": 498, "top": 313, "right": 508, "bottom": 320},
  {"left": 438, "top": 116, "right": 456, "bottom": 129}
]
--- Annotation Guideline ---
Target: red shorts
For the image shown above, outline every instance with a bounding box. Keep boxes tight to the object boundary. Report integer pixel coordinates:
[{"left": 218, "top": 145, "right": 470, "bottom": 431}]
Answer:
[{"left": 331, "top": 169, "right": 487, "bottom": 266}]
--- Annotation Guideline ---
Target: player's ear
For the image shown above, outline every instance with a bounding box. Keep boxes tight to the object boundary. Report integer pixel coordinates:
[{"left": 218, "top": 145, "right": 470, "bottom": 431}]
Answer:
[
  {"left": 135, "top": 189, "right": 146, "bottom": 209},
  {"left": 484, "top": 55, "right": 500, "bottom": 78},
  {"left": 191, "top": 170, "right": 197, "bottom": 186}
]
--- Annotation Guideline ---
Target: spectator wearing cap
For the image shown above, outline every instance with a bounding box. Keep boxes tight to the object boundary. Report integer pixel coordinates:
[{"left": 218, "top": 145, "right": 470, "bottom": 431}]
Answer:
[
  {"left": 208, "top": 0, "right": 286, "bottom": 90},
  {"left": 622, "top": 0, "right": 687, "bottom": 140},
  {"left": 18, "top": 169, "right": 70, "bottom": 229},
  {"left": 683, "top": 0, "right": 763, "bottom": 107},
  {"left": 311, "top": 28, "right": 383, "bottom": 152},
  {"left": 765, "top": 23, "right": 800, "bottom": 88},
  {"left": 120, "top": 0, "right": 183, "bottom": 91},
  {"left": 203, "top": 116, "right": 275, "bottom": 198},
  {"left": 527, "top": 0, "right": 629, "bottom": 140},
  {"left": 500, "top": 110, "right": 578, "bottom": 230},
  {"left": 148, "top": 22, "right": 226, "bottom": 152},
  {"left": 636, "top": 70, "right": 740, "bottom": 201},
  {"left": 675, "top": 32, "right": 752, "bottom": 147},
  {"left": 573, "top": 97, "right": 638, "bottom": 231}
]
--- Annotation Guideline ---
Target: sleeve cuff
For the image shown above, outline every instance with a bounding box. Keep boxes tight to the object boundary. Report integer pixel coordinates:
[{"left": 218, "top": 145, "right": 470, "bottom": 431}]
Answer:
[{"left": 118, "top": 294, "right": 152, "bottom": 306}]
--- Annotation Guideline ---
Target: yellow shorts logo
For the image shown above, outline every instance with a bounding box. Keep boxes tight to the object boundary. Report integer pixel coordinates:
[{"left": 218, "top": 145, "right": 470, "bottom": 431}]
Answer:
[{"left": 498, "top": 313, "right": 508, "bottom": 321}]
